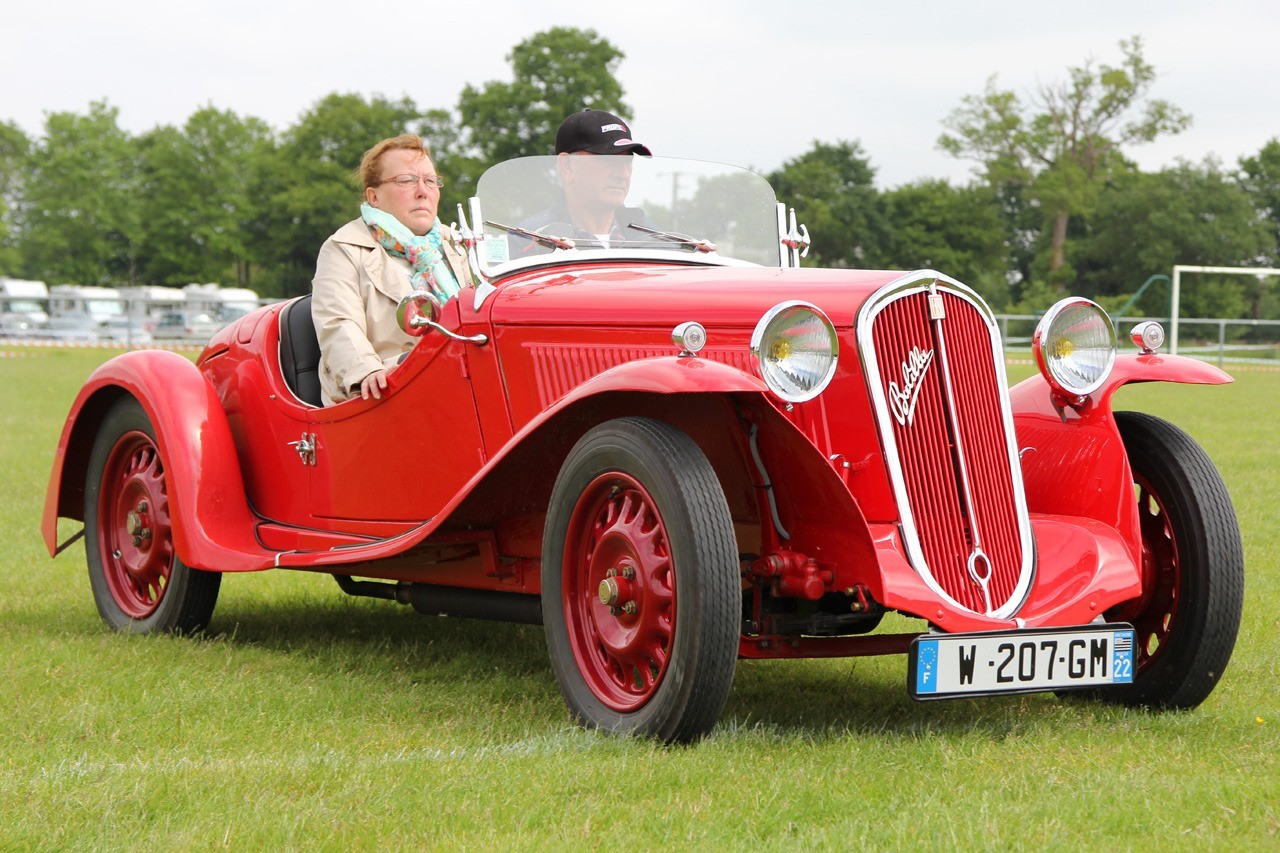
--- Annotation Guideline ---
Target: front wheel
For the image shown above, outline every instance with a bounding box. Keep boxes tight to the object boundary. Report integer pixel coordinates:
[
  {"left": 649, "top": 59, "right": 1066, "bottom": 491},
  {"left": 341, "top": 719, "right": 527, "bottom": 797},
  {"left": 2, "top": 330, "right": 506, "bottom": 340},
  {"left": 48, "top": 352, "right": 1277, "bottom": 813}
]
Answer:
[
  {"left": 84, "top": 397, "right": 221, "bottom": 634},
  {"left": 1097, "top": 411, "right": 1243, "bottom": 709},
  {"left": 542, "top": 417, "right": 739, "bottom": 743}
]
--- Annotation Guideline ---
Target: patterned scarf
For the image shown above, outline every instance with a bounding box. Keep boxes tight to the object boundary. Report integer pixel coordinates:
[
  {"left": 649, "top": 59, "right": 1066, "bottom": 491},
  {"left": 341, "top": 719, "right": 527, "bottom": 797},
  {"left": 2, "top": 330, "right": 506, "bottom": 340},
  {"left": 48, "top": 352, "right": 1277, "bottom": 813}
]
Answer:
[{"left": 360, "top": 202, "right": 461, "bottom": 302}]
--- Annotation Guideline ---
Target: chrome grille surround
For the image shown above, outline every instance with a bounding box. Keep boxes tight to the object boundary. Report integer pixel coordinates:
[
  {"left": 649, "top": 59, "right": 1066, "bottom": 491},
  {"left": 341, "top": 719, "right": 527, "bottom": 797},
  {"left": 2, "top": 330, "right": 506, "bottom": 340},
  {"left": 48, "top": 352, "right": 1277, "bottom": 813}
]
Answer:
[{"left": 857, "top": 271, "right": 1034, "bottom": 618}]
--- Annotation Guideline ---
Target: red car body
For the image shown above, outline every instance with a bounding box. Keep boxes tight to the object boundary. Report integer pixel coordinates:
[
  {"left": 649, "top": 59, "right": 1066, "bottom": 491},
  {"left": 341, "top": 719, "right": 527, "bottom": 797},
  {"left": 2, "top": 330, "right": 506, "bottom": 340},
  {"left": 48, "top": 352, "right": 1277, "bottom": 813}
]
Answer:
[{"left": 43, "top": 156, "right": 1243, "bottom": 741}]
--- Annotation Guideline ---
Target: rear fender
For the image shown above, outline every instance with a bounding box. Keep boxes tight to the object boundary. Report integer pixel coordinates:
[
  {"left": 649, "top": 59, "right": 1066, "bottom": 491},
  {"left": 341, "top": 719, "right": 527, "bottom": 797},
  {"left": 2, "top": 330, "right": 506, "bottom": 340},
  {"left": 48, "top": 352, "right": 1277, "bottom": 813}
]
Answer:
[
  {"left": 42, "top": 350, "right": 272, "bottom": 571},
  {"left": 1010, "top": 352, "right": 1232, "bottom": 559}
]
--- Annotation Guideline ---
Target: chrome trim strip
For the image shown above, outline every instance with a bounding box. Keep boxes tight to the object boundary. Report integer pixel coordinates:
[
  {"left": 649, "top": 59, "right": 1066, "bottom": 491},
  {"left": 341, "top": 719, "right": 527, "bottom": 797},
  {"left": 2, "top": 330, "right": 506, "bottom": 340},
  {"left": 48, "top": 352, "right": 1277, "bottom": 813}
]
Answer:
[
  {"left": 775, "top": 202, "right": 790, "bottom": 267},
  {"left": 462, "top": 197, "right": 495, "bottom": 311},
  {"left": 856, "top": 270, "right": 1034, "bottom": 617},
  {"left": 928, "top": 278, "right": 993, "bottom": 614}
]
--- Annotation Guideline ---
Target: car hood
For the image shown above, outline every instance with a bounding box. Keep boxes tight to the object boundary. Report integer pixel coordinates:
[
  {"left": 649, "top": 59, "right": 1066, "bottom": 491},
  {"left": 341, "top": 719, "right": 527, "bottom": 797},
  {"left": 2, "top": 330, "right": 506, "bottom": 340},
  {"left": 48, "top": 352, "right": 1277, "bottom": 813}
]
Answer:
[{"left": 485, "top": 264, "right": 912, "bottom": 329}]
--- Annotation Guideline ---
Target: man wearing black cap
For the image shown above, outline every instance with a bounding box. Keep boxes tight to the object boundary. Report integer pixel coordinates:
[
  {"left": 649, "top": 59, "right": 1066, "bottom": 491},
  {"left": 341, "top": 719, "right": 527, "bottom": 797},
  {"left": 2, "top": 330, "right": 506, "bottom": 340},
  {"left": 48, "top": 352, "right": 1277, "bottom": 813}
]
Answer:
[
  {"left": 518, "top": 109, "right": 658, "bottom": 250},
  {"left": 554, "top": 108, "right": 653, "bottom": 158}
]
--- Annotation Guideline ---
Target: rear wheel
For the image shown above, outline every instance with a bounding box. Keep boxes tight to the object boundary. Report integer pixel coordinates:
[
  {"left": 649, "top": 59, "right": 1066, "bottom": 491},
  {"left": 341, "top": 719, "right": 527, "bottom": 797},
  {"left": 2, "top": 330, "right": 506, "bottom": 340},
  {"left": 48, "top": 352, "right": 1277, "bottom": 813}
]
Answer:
[
  {"left": 84, "top": 397, "right": 221, "bottom": 634},
  {"left": 1095, "top": 411, "right": 1243, "bottom": 708},
  {"left": 542, "top": 417, "right": 739, "bottom": 743}
]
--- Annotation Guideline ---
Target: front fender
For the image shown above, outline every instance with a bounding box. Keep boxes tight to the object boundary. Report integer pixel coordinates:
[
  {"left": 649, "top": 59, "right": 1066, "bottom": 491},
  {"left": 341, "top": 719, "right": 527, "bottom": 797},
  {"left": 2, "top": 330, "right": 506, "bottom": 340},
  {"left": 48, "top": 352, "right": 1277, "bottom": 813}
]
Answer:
[
  {"left": 1098, "top": 351, "right": 1233, "bottom": 401},
  {"left": 1010, "top": 352, "right": 1232, "bottom": 562},
  {"left": 43, "top": 350, "right": 273, "bottom": 571}
]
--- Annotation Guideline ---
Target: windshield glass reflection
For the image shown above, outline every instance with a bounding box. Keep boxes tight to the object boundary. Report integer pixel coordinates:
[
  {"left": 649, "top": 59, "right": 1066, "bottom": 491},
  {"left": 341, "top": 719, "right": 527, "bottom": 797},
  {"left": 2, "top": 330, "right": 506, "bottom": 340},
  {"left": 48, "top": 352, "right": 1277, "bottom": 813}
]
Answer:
[{"left": 475, "top": 156, "right": 781, "bottom": 269}]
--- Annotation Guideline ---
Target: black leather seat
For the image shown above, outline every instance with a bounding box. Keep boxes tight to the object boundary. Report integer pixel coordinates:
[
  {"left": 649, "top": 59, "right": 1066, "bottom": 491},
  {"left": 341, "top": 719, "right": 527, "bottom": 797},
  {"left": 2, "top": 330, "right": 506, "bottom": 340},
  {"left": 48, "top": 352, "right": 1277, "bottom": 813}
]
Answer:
[{"left": 278, "top": 294, "right": 323, "bottom": 406}]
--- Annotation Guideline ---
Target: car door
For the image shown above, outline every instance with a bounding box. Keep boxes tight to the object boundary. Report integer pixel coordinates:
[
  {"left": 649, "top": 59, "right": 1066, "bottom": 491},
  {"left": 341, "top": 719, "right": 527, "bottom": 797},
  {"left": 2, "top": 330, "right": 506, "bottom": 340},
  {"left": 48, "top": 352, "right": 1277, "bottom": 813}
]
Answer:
[{"left": 306, "top": 332, "right": 485, "bottom": 524}]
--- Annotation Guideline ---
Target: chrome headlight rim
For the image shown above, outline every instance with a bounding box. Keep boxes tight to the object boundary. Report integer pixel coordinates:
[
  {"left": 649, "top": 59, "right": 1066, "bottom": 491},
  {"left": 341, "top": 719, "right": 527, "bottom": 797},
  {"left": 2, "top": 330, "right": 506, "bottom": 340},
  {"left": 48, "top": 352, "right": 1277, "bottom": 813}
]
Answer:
[
  {"left": 1032, "top": 297, "right": 1117, "bottom": 397},
  {"left": 750, "top": 300, "right": 839, "bottom": 403}
]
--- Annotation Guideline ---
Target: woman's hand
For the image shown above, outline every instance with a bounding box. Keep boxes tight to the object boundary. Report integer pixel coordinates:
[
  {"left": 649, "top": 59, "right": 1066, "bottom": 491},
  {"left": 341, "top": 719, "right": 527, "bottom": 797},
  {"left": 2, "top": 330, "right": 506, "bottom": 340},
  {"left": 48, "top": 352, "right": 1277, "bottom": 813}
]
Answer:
[{"left": 358, "top": 369, "right": 389, "bottom": 400}]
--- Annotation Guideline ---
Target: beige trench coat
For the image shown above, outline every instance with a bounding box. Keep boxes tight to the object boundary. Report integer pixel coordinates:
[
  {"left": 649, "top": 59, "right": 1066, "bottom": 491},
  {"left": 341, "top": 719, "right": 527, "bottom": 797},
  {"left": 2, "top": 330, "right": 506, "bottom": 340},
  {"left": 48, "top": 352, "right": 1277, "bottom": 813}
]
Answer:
[{"left": 311, "top": 218, "right": 470, "bottom": 406}]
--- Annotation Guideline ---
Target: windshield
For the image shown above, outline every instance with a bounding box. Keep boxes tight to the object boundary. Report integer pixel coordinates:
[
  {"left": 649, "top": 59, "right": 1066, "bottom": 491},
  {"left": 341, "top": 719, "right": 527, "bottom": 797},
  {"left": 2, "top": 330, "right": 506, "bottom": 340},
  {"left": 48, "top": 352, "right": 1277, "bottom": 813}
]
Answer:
[
  {"left": 4, "top": 300, "right": 45, "bottom": 314},
  {"left": 86, "top": 300, "right": 123, "bottom": 318},
  {"left": 219, "top": 303, "right": 256, "bottom": 322},
  {"left": 473, "top": 156, "right": 782, "bottom": 274}
]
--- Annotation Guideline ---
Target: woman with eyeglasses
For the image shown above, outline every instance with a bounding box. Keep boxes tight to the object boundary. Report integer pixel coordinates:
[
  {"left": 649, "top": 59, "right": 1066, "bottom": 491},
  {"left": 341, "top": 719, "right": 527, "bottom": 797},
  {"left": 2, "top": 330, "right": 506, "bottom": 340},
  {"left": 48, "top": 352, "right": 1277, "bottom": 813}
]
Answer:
[{"left": 311, "top": 134, "right": 469, "bottom": 406}]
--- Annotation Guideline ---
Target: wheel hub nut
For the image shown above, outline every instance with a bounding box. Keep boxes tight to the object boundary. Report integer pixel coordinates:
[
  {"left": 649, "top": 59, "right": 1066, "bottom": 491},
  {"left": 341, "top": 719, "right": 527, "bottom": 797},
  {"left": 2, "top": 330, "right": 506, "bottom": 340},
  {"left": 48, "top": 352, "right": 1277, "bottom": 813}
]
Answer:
[
  {"left": 598, "top": 571, "right": 637, "bottom": 616},
  {"left": 126, "top": 502, "right": 152, "bottom": 547},
  {"left": 598, "top": 577, "right": 621, "bottom": 606}
]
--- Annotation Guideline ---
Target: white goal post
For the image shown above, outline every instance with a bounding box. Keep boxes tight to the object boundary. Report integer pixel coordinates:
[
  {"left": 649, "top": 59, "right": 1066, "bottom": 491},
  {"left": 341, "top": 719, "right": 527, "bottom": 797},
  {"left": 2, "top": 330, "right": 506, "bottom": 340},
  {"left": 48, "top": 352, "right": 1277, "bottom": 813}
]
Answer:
[{"left": 1169, "top": 265, "right": 1280, "bottom": 354}]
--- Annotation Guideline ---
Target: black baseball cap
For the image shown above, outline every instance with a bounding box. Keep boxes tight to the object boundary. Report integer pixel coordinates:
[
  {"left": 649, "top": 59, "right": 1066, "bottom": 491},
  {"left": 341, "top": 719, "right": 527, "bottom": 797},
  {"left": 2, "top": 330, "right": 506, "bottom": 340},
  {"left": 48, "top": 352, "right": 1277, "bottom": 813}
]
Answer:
[{"left": 555, "top": 109, "right": 652, "bottom": 156}]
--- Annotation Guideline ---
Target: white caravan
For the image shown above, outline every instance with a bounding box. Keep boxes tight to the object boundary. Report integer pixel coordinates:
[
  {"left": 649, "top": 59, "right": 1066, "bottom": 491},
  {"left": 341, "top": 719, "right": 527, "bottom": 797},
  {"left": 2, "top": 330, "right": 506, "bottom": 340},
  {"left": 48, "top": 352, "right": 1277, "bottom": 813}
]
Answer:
[
  {"left": 48, "top": 285, "right": 151, "bottom": 345},
  {"left": 0, "top": 277, "right": 50, "bottom": 337}
]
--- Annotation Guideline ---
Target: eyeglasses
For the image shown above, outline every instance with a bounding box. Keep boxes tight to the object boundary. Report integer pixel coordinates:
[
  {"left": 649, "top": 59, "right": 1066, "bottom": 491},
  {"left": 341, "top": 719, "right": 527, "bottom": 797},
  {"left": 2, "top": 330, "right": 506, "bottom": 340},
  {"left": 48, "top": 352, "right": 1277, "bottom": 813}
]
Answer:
[{"left": 376, "top": 173, "right": 445, "bottom": 189}]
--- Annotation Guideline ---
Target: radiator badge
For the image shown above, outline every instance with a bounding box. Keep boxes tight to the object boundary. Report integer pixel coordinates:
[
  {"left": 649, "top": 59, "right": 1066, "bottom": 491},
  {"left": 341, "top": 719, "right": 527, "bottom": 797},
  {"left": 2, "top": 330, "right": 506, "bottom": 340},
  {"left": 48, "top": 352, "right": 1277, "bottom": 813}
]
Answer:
[{"left": 888, "top": 346, "right": 934, "bottom": 427}]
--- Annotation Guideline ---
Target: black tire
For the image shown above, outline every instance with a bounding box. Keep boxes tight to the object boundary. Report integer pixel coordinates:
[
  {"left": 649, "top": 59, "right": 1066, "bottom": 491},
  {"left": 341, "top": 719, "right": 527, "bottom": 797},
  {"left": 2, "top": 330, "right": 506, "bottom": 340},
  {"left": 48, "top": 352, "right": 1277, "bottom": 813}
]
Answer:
[
  {"left": 84, "top": 397, "right": 221, "bottom": 634},
  {"left": 542, "top": 417, "right": 739, "bottom": 743},
  {"left": 1093, "top": 411, "right": 1243, "bottom": 708}
]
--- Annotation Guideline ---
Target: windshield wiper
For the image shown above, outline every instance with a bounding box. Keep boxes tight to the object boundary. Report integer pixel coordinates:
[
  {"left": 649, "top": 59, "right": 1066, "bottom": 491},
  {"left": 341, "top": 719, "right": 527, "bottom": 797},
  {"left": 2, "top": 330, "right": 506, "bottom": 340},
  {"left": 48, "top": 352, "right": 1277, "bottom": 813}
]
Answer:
[
  {"left": 485, "top": 220, "right": 576, "bottom": 251},
  {"left": 627, "top": 223, "right": 717, "bottom": 254}
]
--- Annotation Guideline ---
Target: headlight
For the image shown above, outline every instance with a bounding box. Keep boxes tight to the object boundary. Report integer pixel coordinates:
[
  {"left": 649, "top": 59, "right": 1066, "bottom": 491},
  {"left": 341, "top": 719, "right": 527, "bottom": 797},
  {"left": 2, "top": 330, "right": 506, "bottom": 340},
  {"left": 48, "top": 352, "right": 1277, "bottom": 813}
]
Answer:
[
  {"left": 1032, "top": 298, "right": 1116, "bottom": 397},
  {"left": 750, "top": 301, "right": 839, "bottom": 402}
]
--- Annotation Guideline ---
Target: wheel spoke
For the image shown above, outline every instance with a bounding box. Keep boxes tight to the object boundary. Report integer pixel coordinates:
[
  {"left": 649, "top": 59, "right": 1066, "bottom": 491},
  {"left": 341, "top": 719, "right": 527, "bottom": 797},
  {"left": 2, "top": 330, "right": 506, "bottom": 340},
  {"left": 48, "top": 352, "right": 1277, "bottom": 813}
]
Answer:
[
  {"left": 1118, "top": 476, "right": 1181, "bottom": 672},
  {"left": 98, "top": 431, "right": 175, "bottom": 620},
  {"left": 563, "top": 472, "right": 679, "bottom": 711}
]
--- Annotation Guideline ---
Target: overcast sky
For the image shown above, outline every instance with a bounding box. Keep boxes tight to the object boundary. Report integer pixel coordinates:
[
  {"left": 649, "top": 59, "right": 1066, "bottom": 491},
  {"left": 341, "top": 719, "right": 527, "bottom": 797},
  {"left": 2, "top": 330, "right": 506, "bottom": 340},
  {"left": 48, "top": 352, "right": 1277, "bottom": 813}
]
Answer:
[{"left": 4, "top": 0, "right": 1277, "bottom": 188}]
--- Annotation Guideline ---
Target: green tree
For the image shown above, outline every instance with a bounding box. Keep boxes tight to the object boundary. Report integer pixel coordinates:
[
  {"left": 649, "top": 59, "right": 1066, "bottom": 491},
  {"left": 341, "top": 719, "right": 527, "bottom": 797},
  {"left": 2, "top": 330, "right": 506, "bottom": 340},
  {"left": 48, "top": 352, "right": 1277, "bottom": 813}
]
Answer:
[
  {"left": 137, "top": 106, "right": 275, "bottom": 287},
  {"left": 19, "top": 101, "right": 142, "bottom": 285},
  {"left": 879, "top": 179, "right": 1011, "bottom": 307},
  {"left": 939, "top": 37, "right": 1190, "bottom": 291},
  {"left": 254, "top": 93, "right": 450, "bottom": 297},
  {"left": 769, "top": 140, "right": 884, "bottom": 268},
  {"left": 0, "top": 120, "right": 31, "bottom": 274},
  {"left": 1240, "top": 138, "right": 1280, "bottom": 267},
  {"left": 1073, "top": 161, "right": 1275, "bottom": 319},
  {"left": 456, "top": 27, "right": 630, "bottom": 168}
]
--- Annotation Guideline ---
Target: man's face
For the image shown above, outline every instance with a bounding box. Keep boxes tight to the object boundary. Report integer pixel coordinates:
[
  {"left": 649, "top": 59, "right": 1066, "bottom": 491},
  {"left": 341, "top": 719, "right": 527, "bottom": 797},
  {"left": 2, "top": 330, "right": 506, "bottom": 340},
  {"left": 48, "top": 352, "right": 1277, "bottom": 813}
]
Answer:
[{"left": 560, "top": 153, "right": 634, "bottom": 216}]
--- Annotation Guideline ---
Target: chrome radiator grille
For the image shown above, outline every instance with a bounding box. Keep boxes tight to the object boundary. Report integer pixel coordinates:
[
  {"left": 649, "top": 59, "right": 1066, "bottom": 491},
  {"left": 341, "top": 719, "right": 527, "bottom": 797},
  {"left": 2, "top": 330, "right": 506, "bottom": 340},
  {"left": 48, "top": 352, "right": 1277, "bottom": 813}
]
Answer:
[{"left": 858, "top": 275, "right": 1032, "bottom": 616}]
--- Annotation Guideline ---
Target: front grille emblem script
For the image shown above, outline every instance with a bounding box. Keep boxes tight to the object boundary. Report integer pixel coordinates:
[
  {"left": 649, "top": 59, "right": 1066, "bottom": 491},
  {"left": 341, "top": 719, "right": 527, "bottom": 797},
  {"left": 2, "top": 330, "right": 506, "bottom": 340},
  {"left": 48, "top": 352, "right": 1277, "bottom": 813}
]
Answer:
[{"left": 888, "top": 346, "right": 934, "bottom": 427}]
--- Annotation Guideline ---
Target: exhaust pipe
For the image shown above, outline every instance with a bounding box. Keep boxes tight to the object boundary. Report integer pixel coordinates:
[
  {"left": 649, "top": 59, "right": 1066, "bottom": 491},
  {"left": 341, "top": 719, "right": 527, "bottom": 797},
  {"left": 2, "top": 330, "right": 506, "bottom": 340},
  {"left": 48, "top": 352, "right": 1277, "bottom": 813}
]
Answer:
[
  {"left": 406, "top": 583, "right": 542, "bottom": 625},
  {"left": 334, "top": 575, "right": 542, "bottom": 625}
]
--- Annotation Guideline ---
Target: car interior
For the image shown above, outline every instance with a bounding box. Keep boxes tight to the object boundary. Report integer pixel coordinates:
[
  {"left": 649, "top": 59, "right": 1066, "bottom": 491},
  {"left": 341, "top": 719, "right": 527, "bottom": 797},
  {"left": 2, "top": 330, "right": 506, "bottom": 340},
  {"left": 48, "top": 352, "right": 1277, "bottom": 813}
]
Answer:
[{"left": 277, "top": 294, "right": 323, "bottom": 407}]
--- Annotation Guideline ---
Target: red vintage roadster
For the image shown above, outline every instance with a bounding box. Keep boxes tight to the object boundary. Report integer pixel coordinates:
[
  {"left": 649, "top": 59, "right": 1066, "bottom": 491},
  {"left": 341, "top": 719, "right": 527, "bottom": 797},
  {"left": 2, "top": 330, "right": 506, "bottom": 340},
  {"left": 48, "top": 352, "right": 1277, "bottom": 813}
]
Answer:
[{"left": 43, "top": 156, "right": 1244, "bottom": 742}]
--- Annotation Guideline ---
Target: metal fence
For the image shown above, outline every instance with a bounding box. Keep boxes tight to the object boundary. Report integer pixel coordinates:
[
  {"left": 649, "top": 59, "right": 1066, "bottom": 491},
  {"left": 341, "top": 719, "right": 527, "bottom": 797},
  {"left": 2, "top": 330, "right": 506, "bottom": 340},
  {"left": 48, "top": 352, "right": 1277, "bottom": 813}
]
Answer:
[
  {"left": 4, "top": 296, "right": 1280, "bottom": 367},
  {"left": 0, "top": 293, "right": 281, "bottom": 347},
  {"left": 995, "top": 314, "right": 1280, "bottom": 368}
]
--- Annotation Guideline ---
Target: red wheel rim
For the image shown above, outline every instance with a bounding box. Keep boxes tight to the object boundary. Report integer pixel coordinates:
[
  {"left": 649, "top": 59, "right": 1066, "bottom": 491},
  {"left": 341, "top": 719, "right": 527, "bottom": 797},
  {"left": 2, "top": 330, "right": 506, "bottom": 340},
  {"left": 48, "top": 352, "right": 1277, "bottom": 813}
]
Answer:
[
  {"left": 1109, "top": 474, "right": 1180, "bottom": 673},
  {"left": 562, "top": 473, "right": 676, "bottom": 712},
  {"left": 96, "top": 430, "right": 175, "bottom": 619}
]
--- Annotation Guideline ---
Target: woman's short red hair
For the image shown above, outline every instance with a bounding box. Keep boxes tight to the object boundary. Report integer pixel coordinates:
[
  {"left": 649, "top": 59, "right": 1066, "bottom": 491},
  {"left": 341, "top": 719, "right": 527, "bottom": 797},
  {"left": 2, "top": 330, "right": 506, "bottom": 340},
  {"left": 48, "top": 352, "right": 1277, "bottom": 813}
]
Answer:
[{"left": 356, "top": 134, "right": 433, "bottom": 189}]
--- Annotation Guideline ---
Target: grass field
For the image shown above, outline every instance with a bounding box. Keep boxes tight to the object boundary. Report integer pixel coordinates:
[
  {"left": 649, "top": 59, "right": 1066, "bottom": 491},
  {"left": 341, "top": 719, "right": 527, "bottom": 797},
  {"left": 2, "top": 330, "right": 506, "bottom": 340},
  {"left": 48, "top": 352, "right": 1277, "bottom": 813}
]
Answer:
[{"left": 2, "top": 345, "right": 1276, "bottom": 849}]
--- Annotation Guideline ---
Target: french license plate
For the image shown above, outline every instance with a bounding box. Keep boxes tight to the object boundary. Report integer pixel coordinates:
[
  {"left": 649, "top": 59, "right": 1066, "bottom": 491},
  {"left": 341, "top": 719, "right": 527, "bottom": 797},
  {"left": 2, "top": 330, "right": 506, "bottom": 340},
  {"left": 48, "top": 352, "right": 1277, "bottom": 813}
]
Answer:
[{"left": 909, "top": 624, "right": 1135, "bottom": 700}]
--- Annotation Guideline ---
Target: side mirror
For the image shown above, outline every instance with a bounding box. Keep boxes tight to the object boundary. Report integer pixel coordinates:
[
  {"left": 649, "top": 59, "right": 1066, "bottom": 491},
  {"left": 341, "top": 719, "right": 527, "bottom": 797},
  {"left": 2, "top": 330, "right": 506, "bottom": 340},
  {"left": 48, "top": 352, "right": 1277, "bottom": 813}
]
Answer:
[
  {"left": 395, "top": 291, "right": 488, "bottom": 346},
  {"left": 396, "top": 291, "right": 442, "bottom": 338}
]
